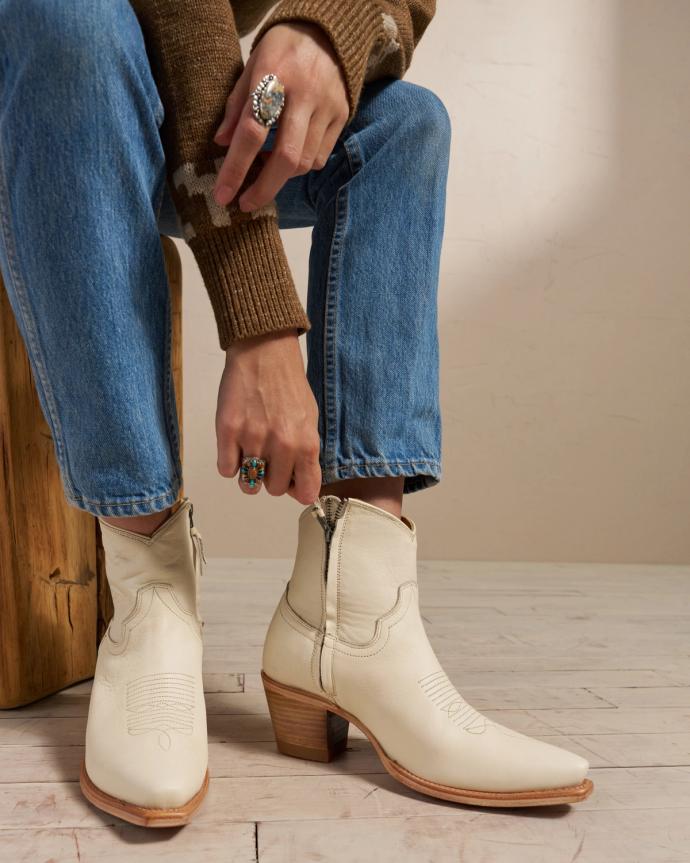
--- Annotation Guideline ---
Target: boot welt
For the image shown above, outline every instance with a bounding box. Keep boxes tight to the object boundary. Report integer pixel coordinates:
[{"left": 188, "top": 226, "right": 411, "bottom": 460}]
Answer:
[
  {"left": 262, "top": 671, "right": 594, "bottom": 808},
  {"left": 79, "top": 760, "right": 209, "bottom": 827}
]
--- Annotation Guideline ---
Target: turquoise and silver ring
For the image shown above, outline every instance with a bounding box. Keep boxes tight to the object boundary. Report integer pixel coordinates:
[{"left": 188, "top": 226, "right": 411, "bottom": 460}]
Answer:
[
  {"left": 240, "top": 456, "right": 267, "bottom": 489},
  {"left": 250, "top": 74, "right": 286, "bottom": 127}
]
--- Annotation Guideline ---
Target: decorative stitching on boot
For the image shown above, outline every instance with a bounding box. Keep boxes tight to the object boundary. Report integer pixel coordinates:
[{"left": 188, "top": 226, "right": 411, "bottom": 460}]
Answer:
[
  {"left": 126, "top": 672, "right": 195, "bottom": 750},
  {"left": 418, "top": 670, "right": 490, "bottom": 734},
  {"left": 279, "top": 592, "right": 319, "bottom": 638},
  {"left": 276, "top": 593, "right": 328, "bottom": 696},
  {"left": 332, "top": 582, "right": 417, "bottom": 657},
  {"left": 310, "top": 629, "right": 322, "bottom": 690},
  {"left": 107, "top": 583, "right": 202, "bottom": 654}
]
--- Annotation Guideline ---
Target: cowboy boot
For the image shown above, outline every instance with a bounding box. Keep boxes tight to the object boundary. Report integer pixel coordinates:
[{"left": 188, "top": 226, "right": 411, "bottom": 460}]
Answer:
[
  {"left": 80, "top": 496, "right": 209, "bottom": 826},
  {"left": 261, "top": 495, "right": 593, "bottom": 807}
]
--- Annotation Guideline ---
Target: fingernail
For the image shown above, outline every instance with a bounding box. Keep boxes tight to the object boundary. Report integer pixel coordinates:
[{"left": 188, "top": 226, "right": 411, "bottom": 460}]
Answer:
[
  {"left": 214, "top": 119, "right": 230, "bottom": 140},
  {"left": 239, "top": 197, "right": 255, "bottom": 212},
  {"left": 215, "top": 185, "right": 234, "bottom": 206}
]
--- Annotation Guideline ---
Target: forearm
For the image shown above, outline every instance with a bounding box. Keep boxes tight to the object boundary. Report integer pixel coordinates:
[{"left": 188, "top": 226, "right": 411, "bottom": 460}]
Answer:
[{"left": 130, "top": 0, "right": 310, "bottom": 349}]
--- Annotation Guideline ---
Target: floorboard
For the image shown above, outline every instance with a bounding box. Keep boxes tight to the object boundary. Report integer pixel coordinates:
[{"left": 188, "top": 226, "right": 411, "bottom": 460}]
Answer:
[{"left": 1, "top": 560, "right": 687, "bottom": 861}]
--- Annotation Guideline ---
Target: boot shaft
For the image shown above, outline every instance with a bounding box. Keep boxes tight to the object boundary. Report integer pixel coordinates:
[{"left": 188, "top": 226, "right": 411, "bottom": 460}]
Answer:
[
  {"left": 98, "top": 497, "right": 205, "bottom": 636},
  {"left": 289, "top": 495, "right": 418, "bottom": 644}
]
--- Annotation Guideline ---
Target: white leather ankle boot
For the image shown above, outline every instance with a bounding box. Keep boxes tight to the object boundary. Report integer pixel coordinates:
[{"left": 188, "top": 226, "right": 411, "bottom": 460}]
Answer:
[
  {"left": 80, "top": 496, "right": 209, "bottom": 827},
  {"left": 262, "top": 495, "right": 594, "bottom": 807}
]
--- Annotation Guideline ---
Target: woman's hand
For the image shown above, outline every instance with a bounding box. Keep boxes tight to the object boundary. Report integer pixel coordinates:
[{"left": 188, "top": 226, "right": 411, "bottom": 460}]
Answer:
[
  {"left": 215, "top": 330, "right": 322, "bottom": 503},
  {"left": 212, "top": 22, "right": 349, "bottom": 211}
]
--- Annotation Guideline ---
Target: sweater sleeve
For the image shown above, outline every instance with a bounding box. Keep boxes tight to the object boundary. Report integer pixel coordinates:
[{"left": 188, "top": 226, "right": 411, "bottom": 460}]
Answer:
[
  {"left": 130, "top": 0, "right": 311, "bottom": 350},
  {"left": 250, "top": 1, "right": 436, "bottom": 124}
]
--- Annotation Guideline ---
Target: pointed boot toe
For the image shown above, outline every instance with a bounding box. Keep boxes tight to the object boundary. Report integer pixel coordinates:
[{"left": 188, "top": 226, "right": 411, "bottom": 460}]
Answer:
[
  {"left": 261, "top": 495, "right": 594, "bottom": 808},
  {"left": 81, "top": 497, "right": 209, "bottom": 827},
  {"left": 528, "top": 741, "right": 590, "bottom": 791}
]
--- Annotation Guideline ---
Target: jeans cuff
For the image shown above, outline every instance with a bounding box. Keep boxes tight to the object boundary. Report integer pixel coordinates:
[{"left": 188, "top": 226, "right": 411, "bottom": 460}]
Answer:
[
  {"left": 321, "top": 459, "right": 441, "bottom": 494},
  {"left": 63, "top": 481, "right": 182, "bottom": 518}
]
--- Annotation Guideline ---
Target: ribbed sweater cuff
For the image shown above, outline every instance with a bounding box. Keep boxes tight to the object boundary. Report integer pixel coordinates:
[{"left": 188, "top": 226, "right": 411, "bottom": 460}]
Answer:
[
  {"left": 251, "top": 0, "right": 382, "bottom": 123},
  {"left": 189, "top": 217, "right": 311, "bottom": 350}
]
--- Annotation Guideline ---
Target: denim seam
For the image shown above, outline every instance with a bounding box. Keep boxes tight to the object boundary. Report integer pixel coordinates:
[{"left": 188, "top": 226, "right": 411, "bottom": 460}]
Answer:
[
  {"left": 321, "top": 180, "right": 348, "bottom": 466},
  {"left": 324, "top": 459, "right": 441, "bottom": 469},
  {"left": 160, "top": 242, "right": 183, "bottom": 488},
  {"left": 342, "top": 131, "right": 364, "bottom": 176},
  {"left": 0, "top": 133, "right": 79, "bottom": 499},
  {"left": 321, "top": 133, "right": 364, "bottom": 467},
  {"left": 151, "top": 143, "right": 183, "bottom": 489},
  {"left": 67, "top": 488, "right": 179, "bottom": 506},
  {"left": 321, "top": 460, "right": 441, "bottom": 496}
]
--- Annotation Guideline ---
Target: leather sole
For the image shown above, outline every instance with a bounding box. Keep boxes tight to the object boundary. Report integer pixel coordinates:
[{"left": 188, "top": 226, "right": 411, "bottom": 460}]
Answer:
[
  {"left": 262, "top": 671, "right": 594, "bottom": 808},
  {"left": 79, "top": 761, "right": 209, "bottom": 827}
]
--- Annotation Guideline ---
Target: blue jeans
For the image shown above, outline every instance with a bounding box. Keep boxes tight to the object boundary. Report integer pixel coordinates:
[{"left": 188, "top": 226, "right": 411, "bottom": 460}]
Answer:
[{"left": 0, "top": 0, "right": 451, "bottom": 517}]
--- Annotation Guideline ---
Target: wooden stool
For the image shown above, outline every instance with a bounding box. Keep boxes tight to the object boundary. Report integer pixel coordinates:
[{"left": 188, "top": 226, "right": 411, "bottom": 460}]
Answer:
[{"left": 0, "top": 236, "right": 183, "bottom": 709}]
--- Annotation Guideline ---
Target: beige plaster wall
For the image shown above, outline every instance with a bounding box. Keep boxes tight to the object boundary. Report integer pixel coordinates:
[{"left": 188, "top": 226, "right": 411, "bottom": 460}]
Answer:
[{"left": 177, "top": 0, "right": 690, "bottom": 562}]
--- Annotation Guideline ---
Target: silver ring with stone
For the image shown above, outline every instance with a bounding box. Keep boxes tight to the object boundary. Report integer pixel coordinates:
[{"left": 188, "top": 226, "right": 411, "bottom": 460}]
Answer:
[{"left": 250, "top": 73, "right": 286, "bottom": 128}]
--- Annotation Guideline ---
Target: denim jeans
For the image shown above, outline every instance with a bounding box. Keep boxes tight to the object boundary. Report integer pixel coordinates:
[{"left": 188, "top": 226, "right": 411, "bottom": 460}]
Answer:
[{"left": 0, "top": 0, "right": 451, "bottom": 517}]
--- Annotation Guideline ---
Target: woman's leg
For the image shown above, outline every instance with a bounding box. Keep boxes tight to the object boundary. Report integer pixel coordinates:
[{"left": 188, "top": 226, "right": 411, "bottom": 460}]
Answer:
[
  {"left": 261, "top": 87, "right": 591, "bottom": 804},
  {"left": 0, "top": 0, "right": 181, "bottom": 524},
  {"left": 270, "top": 78, "right": 451, "bottom": 514},
  {"left": 0, "top": 7, "right": 210, "bottom": 824}
]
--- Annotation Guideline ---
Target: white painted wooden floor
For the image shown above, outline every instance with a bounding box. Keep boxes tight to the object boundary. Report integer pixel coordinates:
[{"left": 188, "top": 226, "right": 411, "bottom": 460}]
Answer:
[{"left": 1, "top": 560, "right": 689, "bottom": 862}]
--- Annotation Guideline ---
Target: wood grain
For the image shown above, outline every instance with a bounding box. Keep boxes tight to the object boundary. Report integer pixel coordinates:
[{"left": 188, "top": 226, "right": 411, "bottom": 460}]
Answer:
[
  {"left": 0, "top": 237, "right": 183, "bottom": 707},
  {"left": 1, "top": 556, "right": 688, "bottom": 858}
]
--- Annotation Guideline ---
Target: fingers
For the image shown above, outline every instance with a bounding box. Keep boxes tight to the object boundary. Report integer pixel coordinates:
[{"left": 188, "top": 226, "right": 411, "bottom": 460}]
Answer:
[
  {"left": 213, "top": 81, "right": 347, "bottom": 211},
  {"left": 216, "top": 421, "right": 242, "bottom": 478},
  {"left": 235, "top": 431, "right": 267, "bottom": 497},
  {"left": 217, "top": 402, "right": 264, "bottom": 497},
  {"left": 218, "top": 427, "right": 321, "bottom": 504},
  {"left": 237, "top": 109, "right": 338, "bottom": 210},
  {"left": 315, "top": 119, "right": 343, "bottom": 170},
  {"left": 288, "top": 432, "right": 322, "bottom": 505},
  {"left": 214, "top": 81, "right": 247, "bottom": 148},
  {"left": 298, "top": 112, "right": 334, "bottom": 172},
  {"left": 238, "top": 105, "right": 312, "bottom": 211},
  {"left": 262, "top": 435, "right": 296, "bottom": 497},
  {"left": 213, "top": 92, "right": 270, "bottom": 207}
]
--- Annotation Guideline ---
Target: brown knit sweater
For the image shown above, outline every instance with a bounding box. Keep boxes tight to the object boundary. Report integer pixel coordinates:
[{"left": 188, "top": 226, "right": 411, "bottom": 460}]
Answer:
[{"left": 131, "top": 1, "right": 436, "bottom": 350}]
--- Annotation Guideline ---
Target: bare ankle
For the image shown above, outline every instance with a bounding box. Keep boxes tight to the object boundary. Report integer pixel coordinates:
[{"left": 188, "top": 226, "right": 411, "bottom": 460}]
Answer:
[{"left": 319, "top": 477, "right": 404, "bottom": 519}]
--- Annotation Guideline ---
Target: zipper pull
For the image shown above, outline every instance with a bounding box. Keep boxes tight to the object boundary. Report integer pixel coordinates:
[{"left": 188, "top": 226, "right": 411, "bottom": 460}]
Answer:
[
  {"left": 190, "top": 525, "right": 207, "bottom": 572},
  {"left": 311, "top": 499, "right": 333, "bottom": 543},
  {"left": 311, "top": 496, "right": 348, "bottom": 544},
  {"left": 188, "top": 515, "right": 206, "bottom": 626}
]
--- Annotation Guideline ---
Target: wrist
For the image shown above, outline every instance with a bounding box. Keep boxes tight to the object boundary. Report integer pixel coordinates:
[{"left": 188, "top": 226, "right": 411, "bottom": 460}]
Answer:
[{"left": 225, "top": 328, "right": 300, "bottom": 361}]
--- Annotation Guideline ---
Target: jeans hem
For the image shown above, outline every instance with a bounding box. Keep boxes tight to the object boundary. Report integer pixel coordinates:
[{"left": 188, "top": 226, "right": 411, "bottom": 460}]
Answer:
[
  {"left": 322, "top": 459, "right": 441, "bottom": 495},
  {"left": 64, "top": 481, "right": 182, "bottom": 518}
]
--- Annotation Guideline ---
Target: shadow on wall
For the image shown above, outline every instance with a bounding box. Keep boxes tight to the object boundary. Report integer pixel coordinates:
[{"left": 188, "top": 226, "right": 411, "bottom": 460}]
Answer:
[{"left": 411, "top": 0, "right": 690, "bottom": 563}]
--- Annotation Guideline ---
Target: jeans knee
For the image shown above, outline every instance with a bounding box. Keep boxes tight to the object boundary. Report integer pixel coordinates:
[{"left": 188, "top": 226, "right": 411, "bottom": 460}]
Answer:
[
  {"left": 362, "top": 79, "right": 452, "bottom": 161},
  {"left": 1, "top": 0, "right": 145, "bottom": 75},
  {"left": 401, "top": 82, "right": 452, "bottom": 147}
]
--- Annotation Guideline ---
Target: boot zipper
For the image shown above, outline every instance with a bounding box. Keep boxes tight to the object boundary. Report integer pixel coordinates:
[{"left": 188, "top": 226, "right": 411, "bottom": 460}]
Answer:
[
  {"left": 312, "top": 497, "right": 347, "bottom": 693},
  {"left": 188, "top": 502, "right": 207, "bottom": 570},
  {"left": 190, "top": 526, "right": 207, "bottom": 568},
  {"left": 312, "top": 496, "right": 347, "bottom": 571},
  {"left": 187, "top": 503, "right": 206, "bottom": 629}
]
